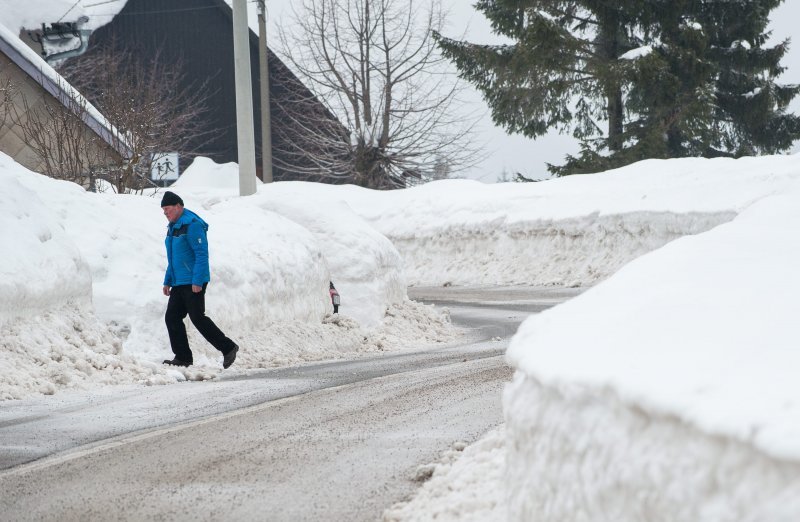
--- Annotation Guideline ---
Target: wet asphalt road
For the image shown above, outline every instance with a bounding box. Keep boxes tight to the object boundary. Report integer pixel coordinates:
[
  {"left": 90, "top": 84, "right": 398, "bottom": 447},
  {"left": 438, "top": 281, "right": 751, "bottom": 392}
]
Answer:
[{"left": 0, "top": 286, "right": 581, "bottom": 521}]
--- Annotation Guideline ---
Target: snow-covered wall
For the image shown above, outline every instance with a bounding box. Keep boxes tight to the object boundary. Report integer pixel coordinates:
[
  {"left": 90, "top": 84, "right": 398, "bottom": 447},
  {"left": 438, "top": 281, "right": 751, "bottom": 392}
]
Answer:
[
  {"left": 503, "top": 177, "right": 800, "bottom": 518},
  {"left": 0, "top": 153, "right": 447, "bottom": 400},
  {"left": 173, "top": 158, "right": 407, "bottom": 327},
  {"left": 342, "top": 156, "right": 800, "bottom": 287},
  {"left": 504, "top": 375, "right": 800, "bottom": 521},
  {"left": 0, "top": 171, "right": 91, "bottom": 327}
]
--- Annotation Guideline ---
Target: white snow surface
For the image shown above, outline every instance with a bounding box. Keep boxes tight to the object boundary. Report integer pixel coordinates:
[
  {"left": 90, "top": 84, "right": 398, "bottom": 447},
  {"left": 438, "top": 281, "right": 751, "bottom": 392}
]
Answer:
[
  {"left": 0, "top": 153, "right": 453, "bottom": 400},
  {"left": 336, "top": 155, "right": 798, "bottom": 287},
  {"left": 0, "top": 0, "right": 128, "bottom": 33},
  {"left": 384, "top": 427, "right": 507, "bottom": 522},
  {"left": 378, "top": 154, "right": 800, "bottom": 521},
  {"left": 619, "top": 45, "right": 653, "bottom": 60},
  {"left": 507, "top": 182, "right": 800, "bottom": 461}
]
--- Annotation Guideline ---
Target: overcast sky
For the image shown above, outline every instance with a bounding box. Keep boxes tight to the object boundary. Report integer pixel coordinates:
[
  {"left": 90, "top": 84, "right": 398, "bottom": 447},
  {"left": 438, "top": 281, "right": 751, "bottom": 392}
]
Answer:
[{"left": 263, "top": 0, "right": 800, "bottom": 182}]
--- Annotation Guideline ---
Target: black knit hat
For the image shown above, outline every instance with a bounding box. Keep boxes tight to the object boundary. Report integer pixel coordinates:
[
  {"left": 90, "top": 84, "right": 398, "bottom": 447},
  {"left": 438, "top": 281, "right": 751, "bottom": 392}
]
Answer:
[{"left": 160, "top": 191, "right": 183, "bottom": 207}]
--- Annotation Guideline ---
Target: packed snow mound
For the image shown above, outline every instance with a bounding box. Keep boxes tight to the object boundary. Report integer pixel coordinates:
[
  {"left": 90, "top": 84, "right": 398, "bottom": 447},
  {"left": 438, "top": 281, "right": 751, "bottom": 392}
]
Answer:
[
  {"left": 384, "top": 427, "right": 507, "bottom": 522},
  {"left": 0, "top": 153, "right": 453, "bottom": 400},
  {"left": 502, "top": 180, "right": 800, "bottom": 518},
  {"left": 0, "top": 167, "right": 91, "bottom": 327},
  {"left": 175, "top": 158, "right": 407, "bottom": 327},
  {"left": 172, "top": 157, "right": 252, "bottom": 192},
  {"left": 507, "top": 187, "right": 800, "bottom": 460},
  {"left": 504, "top": 375, "right": 800, "bottom": 521},
  {"left": 0, "top": 308, "right": 171, "bottom": 401},
  {"left": 0, "top": 159, "right": 171, "bottom": 400},
  {"left": 336, "top": 155, "right": 800, "bottom": 286}
]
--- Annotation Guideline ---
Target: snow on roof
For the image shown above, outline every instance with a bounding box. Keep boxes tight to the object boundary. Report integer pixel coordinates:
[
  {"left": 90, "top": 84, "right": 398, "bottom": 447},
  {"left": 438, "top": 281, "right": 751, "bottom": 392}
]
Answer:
[
  {"left": 0, "top": 19, "right": 130, "bottom": 158},
  {"left": 0, "top": 0, "right": 128, "bottom": 33}
]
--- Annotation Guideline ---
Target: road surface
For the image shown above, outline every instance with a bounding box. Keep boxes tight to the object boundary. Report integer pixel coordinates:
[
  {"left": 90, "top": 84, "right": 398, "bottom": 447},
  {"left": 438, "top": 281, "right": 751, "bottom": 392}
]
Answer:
[{"left": 0, "top": 286, "right": 581, "bottom": 521}]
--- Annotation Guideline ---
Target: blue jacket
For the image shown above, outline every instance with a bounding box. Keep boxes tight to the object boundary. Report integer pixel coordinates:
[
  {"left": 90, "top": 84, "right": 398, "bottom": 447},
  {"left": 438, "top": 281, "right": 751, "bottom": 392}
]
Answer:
[{"left": 163, "top": 209, "right": 211, "bottom": 287}]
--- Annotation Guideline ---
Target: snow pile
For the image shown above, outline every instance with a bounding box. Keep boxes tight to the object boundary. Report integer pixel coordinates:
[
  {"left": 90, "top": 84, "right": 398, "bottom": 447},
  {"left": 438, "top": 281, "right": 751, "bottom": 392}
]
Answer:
[
  {"left": 0, "top": 173, "right": 90, "bottom": 324},
  {"left": 504, "top": 374, "right": 800, "bottom": 521},
  {"left": 503, "top": 180, "right": 800, "bottom": 518},
  {"left": 384, "top": 427, "right": 507, "bottom": 522},
  {"left": 0, "top": 153, "right": 453, "bottom": 400},
  {"left": 0, "top": 164, "right": 169, "bottom": 400},
  {"left": 340, "top": 156, "right": 799, "bottom": 287},
  {"left": 174, "top": 158, "right": 407, "bottom": 327}
]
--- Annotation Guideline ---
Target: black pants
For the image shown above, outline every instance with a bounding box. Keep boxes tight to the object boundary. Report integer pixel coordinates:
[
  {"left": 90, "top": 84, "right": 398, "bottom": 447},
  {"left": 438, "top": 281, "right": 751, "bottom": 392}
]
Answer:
[{"left": 165, "top": 284, "right": 236, "bottom": 363}]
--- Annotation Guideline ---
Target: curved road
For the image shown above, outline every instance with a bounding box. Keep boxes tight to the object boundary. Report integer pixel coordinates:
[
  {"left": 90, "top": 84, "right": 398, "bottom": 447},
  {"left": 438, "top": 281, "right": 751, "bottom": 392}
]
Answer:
[{"left": 0, "top": 286, "right": 580, "bottom": 521}]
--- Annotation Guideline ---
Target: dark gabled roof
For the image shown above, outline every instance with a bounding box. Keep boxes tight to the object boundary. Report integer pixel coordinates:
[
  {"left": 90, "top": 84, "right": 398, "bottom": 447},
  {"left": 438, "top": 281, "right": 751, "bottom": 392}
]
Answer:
[{"left": 206, "top": 0, "right": 346, "bottom": 132}]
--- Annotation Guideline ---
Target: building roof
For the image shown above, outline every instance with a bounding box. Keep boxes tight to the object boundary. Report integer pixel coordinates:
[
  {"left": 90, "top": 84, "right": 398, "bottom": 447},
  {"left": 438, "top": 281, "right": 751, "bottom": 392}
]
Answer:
[{"left": 0, "top": 21, "right": 131, "bottom": 158}]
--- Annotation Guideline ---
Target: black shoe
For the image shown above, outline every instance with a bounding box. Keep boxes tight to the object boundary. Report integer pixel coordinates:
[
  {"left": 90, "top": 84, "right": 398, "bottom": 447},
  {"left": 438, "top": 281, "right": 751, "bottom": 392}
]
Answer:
[
  {"left": 163, "top": 358, "right": 192, "bottom": 367},
  {"left": 223, "top": 345, "right": 239, "bottom": 369}
]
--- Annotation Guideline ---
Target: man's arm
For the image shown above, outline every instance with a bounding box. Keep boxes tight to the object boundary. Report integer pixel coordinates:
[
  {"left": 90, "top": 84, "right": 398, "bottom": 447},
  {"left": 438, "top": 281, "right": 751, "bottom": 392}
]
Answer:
[{"left": 187, "top": 221, "right": 210, "bottom": 288}]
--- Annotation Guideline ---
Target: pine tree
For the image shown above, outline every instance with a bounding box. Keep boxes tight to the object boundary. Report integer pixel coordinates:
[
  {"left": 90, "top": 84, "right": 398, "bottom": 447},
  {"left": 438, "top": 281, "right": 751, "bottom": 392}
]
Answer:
[
  {"left": 438, "top": 0, "right": 800, "bottom": 175},
  {"left": 435, "top": 0, "right": 644, "bottom": 152},
  {"left": 701, "top": 0, "right": 800, "bottom": 155}
]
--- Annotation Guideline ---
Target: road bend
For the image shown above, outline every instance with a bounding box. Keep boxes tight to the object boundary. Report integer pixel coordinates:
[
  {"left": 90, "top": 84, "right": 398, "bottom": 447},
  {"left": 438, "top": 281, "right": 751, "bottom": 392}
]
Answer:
[{"left": 0, "top": 286, "right": 581, "bottom": 521}]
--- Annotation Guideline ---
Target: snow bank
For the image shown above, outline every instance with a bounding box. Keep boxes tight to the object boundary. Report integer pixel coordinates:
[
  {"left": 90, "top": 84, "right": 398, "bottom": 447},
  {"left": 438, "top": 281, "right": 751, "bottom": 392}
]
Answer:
[
  {"left": 0, "top": 171, "right": 90, "bottom": 325},
  {"left": 503, "top": 180, "right": 800, "bottom": 517},
  {"left": 0, "top": 157, "right": 170, "bottom": 400},
  {"left": 0, "top": 154, "right": 453, "bottom": 400},
  {"left": 175, "top": 158, "right": 407, "bottom": 327},
  {"left": 504, "top": 375, "right": 800, "bottom": 521},
  {"left": 341, "top": 155, "right": 799, "bottom": 286},
  {"left": 384, "top": 427, "right": 507, "bottom": 522}
]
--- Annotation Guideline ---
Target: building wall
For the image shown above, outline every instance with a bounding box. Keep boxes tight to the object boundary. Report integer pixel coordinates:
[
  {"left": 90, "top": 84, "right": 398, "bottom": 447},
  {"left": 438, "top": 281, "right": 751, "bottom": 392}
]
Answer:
[{"left": 0, "top": 52, "right": 120, "bottom": 178}]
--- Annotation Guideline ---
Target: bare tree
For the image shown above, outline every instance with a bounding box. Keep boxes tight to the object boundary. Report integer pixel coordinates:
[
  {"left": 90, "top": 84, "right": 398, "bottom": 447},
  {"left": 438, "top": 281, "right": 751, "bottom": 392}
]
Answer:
[
  {"left": 0, "top": 74, "right": 13, "bottom": 130},
  {"left": 59, "top": 43, "right": 214, "bottom": 192},
  {"left": 7, "top": 75, "right": 123, "bottom": 188},
  {"left": 277, "top": 0, "right": 482, "bottom": 189}
]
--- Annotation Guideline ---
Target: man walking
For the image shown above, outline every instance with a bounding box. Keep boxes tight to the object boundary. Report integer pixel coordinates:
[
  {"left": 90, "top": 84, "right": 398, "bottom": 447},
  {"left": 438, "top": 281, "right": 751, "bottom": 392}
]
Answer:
[{"left": 160, "top": 191, "right": 238, "bottom": 369}]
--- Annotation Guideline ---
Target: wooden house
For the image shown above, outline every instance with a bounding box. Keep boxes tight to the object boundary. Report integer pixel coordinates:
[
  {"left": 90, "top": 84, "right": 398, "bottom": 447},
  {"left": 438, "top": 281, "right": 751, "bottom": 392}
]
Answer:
[{"left": 0, "top": 23, "right": 128, "bottom": 178}]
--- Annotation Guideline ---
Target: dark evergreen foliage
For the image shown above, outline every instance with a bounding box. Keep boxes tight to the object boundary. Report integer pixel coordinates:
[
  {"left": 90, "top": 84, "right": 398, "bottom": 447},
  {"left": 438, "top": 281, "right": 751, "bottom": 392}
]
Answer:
[{"left": 436, "top": 0, "right": 800, "bottom": 175}]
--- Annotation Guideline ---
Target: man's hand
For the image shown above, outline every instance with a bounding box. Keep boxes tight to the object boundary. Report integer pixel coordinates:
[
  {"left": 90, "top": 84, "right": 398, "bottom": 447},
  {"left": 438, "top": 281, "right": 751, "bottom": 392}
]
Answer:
[
  {"left": 192, "top": 284, "right": 203, "bottom": 293},
  {"left": 163, "top": 285, "right": 171, "bottom": 296}
]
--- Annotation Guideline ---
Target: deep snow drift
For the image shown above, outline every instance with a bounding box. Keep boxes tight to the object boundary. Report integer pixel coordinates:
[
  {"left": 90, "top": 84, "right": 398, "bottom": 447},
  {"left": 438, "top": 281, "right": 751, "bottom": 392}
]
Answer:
[
  {"left": 0, "top": 153, "right": 453, "bottom": 400},
  {"left": 383, "top": 154, "right": 800, "bottom": 521},
  {"left": 334, "top": 155, "right": 798, "bottom": 286},
  {"left": 502, "top": 183, "right": 800, "bottom": 520}
]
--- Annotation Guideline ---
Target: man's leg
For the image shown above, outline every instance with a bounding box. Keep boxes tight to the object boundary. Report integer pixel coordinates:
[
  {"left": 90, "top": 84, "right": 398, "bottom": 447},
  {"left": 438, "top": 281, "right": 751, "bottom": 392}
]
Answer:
[
  {"left": 165, "top": 286, "right": 193, "bottom": 363},
  {"left": 185, "top": 284, "right": 237, "bottom": 354}
]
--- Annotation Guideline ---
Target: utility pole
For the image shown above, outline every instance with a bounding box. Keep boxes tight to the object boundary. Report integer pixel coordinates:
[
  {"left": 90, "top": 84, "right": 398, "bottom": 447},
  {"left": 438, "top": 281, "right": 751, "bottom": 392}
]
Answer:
[
  {"left": 257, "top": 0, "right": 274, "bottom": 183},
  {"left": 232, "top": 0, "right": 257, "bottom": 196}
]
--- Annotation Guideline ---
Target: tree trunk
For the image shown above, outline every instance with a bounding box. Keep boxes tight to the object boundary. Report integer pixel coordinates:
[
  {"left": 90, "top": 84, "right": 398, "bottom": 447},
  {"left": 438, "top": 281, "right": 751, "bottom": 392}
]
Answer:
[{"left": 597, "top": 9, "right": 624, "bottom": 152}]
